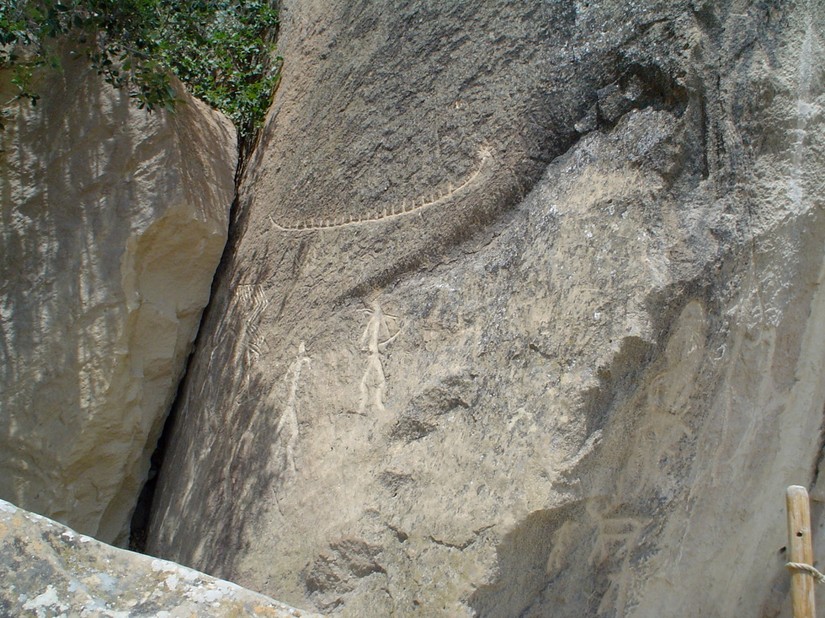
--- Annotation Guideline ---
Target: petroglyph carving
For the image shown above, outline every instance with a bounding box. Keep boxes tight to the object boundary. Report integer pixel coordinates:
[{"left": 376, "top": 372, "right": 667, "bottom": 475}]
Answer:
[
  {"left": 586, "top": 500, "right": 650, "bottom": 616},
  {"left": 586, "top": 501, "right": 646, "bottom": 565},
  {"left": 275, "top": 341, "right": 310, "bottom": 474},
  {"left": 620, "top": 302, "right": 705, "bottom": 493},
  {"left": 236, "top": 284, "right": 270, "bottom": 369},
  {"left": 357, "top": 302, "right": 401, "bottom": 416},
  {"left": 545, "top": 519, "right": 580, "bottom": 574},
  {"left": 204, "top": 283, "right": 270, "bottom": 388},
  {"left": 270, "top": 147, "right": 493, "bottom": 232},
  {"left": 625, "top": 410, "right": 693, "bottom": 491}
]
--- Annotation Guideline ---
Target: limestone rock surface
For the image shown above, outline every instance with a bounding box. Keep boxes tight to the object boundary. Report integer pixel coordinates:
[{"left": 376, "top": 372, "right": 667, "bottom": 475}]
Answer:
[
  {"left": 148, "top": 1, "right": 825, "bottom": 616},
  {"left": 0, "top": 50, "right": 237, "bottom": 545},
  {"left": 0, "top": 498, "right": 319, "bottom": 617}
]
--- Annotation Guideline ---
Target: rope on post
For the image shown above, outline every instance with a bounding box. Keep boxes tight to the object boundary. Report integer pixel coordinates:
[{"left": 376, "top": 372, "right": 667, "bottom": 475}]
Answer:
[
  {"left": 787, "top": 485, "right": 817, "bottom": 618},
  {"left": 786, "top": 562, "right": 825, "bottom": 585}
]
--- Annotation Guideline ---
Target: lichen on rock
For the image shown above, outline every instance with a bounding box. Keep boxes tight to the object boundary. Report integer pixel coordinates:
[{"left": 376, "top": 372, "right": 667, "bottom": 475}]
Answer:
[{"left": 0, "top": 498, "right": 319, "bottom": 617}]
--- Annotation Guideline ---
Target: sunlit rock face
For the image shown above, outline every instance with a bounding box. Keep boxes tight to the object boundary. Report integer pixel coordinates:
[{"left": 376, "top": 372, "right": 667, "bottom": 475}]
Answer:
[
  {"left": 0, "top": 498, "right": 320, "bottom": 617},
  {"left": 0, "top": 50, "right": 237, "bottom": 545},
  {"left": 148, "top": 1, "right": 825, "bottom": 616}
]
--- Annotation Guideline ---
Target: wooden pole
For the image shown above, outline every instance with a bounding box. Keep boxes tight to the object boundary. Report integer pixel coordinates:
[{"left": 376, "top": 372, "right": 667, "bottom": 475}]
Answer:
[{"left": 787, "top": 485, "right": 816, "bottom": 618}]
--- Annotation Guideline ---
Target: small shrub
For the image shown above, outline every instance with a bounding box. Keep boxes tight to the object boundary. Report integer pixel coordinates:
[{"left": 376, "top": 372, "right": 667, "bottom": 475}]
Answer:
[{"left": 0, "top": 0, "right": 280, "bottom": 139}]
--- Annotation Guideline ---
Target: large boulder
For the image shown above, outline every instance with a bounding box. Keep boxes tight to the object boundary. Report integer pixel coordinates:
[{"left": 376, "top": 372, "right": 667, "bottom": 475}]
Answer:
[
  {"left": 148, "top": 1, "right": 825, "bottom": 615},
  {"left": 0, "top": 50, "right": 237, "bottom": 545},
  {"left": 0, "top": 498, "right": 319, "bottom": 617}
]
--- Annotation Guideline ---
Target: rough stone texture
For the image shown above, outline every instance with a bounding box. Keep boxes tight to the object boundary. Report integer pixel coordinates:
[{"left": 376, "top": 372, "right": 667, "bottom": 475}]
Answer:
[
  {"left": 148, "top": 1, "right": 825, "bottom": 616},
  {"left": 0, "top": 498, "right": 320, "bottom": 618},
  {"left": 0, "top": 50, "right": 237, "bottom": 545}
]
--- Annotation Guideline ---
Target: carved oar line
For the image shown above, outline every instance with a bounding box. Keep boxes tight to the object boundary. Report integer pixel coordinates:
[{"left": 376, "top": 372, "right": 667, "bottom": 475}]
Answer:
[{"left": 268, "top": 148, "right": 492, "bottom": 232}]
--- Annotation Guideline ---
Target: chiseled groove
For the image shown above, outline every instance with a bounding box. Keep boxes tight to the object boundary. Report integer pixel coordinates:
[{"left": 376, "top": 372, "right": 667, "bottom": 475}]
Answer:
[{"left": 269, "top": 147, "right": 492, "bottom": 232}]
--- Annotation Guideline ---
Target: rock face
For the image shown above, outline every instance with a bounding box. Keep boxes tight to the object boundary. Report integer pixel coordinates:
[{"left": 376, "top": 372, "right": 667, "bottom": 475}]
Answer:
[
  {"left": 0, "top": 498, "right": 319, "bottom": 617},
  {"left": 0, "top": 50, "right": 237, "bottom": 545},
  {"left": 148, "top": 1, "right": 825, "bottom": 616}
]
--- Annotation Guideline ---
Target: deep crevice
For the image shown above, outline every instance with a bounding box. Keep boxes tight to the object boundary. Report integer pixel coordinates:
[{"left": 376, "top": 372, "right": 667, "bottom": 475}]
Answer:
[{"left": 128, "top": 192, "right": 245, "bottom": 554}]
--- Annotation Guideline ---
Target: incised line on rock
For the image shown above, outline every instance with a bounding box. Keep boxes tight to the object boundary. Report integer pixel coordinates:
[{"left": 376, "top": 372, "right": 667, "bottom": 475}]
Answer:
[{"left": 268, "top": 147, "right": 493, "bottom": 232}]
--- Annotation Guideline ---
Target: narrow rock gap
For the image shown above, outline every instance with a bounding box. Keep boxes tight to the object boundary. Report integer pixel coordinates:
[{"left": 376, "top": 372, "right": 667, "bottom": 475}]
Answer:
[{"left": 128, "top": 189, "right": 244, "bottom": 555}]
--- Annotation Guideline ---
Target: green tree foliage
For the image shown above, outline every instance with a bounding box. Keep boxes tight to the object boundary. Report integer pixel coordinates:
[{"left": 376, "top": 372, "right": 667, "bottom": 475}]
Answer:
[{"left": 0, "top": 0, "right": 279, "bottom": 138}]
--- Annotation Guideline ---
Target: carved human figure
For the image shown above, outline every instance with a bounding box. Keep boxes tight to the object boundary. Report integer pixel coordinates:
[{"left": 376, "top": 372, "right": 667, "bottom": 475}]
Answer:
[
  {"left": 275, "top": 341, "right": 310, "bottom": 473},
  {"left": 357, "top": 302, "right": 401, "bottom": 416}
]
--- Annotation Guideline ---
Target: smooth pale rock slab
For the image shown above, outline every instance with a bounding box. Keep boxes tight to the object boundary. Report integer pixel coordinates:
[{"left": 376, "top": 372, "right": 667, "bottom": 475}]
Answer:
[
  {"left": 148, "top": 1, "right": 825, "bottom": 616},
  {"left": 0, "top": 499, "right": 320, "bottom": 618},
  {"left": 0, "top": 49, "right": 237, "bottom": 545}
]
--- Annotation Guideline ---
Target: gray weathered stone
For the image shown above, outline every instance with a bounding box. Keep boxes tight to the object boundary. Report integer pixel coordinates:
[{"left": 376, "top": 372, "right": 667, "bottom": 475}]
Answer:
[
  {"left": 148, "top": 1, "right": 825, "bottom": 616},
  {"left": 0, "top": 498, "right": 319, "bottom": 617},
  {"left": 0, "top": 48, "right": 237, "bottom": 545}
]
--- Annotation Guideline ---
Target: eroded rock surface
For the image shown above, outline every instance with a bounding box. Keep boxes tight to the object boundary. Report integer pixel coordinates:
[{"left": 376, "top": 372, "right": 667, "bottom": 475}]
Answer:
[
  {"left": 0, "top": 50, "right": 237, "bottom": 545},
  {"left": 148, "top": 1, "right": 825, "bottom": 616},
  {"left": 0, "top": 499, "right": 319, "bottom": 617}
]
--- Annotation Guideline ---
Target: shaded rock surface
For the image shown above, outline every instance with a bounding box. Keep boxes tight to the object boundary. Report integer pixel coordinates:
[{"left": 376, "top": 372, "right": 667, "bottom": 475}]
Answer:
[
  {"left": 148, "top": 1, "right": 825, "bottom": 616},
  {"left": 0, "top": 498, "right": 319, "bottom": 617},
  {"left": 0, "top": 49, "right": 237, "bottom": 545}
]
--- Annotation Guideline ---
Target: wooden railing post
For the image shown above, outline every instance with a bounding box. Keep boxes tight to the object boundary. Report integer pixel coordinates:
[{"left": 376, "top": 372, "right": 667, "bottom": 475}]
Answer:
[{"left": 787, "top": 485, "right": 816, "bottom": 618}]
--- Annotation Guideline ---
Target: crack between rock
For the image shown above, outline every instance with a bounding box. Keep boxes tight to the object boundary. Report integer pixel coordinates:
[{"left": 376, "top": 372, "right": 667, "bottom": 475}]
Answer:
[{"left": 429, "top": 534, "right": 475, "bottom": 551}]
